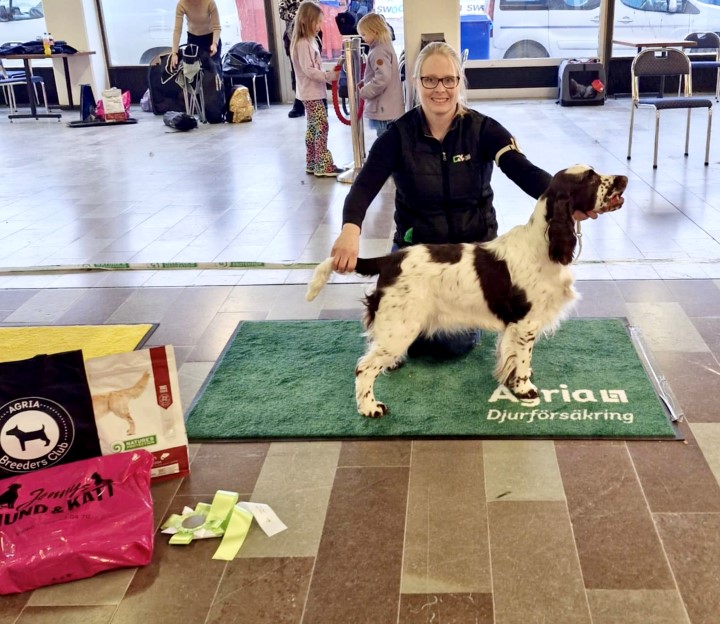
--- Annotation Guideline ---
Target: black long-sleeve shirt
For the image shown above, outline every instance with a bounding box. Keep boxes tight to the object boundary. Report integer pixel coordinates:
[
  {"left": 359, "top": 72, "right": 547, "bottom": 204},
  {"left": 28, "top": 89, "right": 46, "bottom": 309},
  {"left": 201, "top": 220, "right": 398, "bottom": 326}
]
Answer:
[{"left": 343, "top": 107, "right": 552, "bottom": 246}]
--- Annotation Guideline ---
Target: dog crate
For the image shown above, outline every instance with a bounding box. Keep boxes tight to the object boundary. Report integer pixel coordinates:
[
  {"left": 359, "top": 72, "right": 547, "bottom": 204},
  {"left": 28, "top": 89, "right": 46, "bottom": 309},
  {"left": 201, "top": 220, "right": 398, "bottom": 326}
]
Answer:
[{"left": 557, "top": 59, "right": 606, "bottom": 106}]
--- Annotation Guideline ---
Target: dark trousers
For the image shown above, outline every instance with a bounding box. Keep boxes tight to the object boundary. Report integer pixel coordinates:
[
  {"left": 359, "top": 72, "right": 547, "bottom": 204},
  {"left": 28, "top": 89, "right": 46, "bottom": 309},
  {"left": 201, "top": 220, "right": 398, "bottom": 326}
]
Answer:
[
  {"left": 187, "top": 32, "right": 222, "bottom": 71},
  {"left": 390, "top": 242, "right": 479, "bottom": 359}
]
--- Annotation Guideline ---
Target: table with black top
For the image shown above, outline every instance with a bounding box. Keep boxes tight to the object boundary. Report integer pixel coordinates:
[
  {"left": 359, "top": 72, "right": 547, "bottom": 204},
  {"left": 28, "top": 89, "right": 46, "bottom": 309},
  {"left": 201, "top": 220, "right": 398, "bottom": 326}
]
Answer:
[{"left": 0, "top": 50, "right": 96, "bottom": 120}]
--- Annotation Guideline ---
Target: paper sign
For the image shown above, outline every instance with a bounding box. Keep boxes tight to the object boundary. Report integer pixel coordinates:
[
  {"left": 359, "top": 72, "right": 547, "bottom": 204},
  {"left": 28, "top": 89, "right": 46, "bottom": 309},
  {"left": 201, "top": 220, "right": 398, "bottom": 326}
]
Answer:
[{"left": 237, "top": 502, "right": 288, "bottom": 537}]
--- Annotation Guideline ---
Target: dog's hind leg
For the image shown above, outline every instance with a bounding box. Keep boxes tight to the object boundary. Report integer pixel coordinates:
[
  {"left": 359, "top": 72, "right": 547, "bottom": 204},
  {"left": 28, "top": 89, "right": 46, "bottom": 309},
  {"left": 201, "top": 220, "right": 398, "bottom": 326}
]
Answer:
[
  {"left": 109, "top": 399, "right": 136, "bottom": 435},
  {"left": 356, "top": 346, "right": 395, "bottom": 418},
  {"left": 355, "top": 322, "right": 419, "bottom": 417}
]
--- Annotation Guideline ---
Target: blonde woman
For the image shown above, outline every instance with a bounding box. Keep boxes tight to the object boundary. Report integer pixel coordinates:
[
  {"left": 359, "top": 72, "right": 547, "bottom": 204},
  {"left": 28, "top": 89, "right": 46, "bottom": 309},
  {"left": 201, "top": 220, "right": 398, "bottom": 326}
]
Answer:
[{"left": 356, "top": 12, "right": 404, "bottom": 137}]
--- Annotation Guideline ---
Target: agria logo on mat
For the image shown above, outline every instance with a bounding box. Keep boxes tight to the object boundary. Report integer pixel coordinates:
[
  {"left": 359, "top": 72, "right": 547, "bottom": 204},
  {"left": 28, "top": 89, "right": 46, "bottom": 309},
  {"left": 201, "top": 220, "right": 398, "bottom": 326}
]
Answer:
[{"left": 0, "top": 398, "right": 74, "bottom": 473}]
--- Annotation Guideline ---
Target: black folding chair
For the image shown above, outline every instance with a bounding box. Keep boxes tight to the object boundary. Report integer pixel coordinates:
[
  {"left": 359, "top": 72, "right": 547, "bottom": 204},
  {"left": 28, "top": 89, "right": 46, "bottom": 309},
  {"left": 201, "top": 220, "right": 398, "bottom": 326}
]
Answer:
[
  {"left": 683, "top": 32, "right": 720, "bottom": 102},
  {"left": 627, "top": 47, "right": 713, "bottom": 169}
]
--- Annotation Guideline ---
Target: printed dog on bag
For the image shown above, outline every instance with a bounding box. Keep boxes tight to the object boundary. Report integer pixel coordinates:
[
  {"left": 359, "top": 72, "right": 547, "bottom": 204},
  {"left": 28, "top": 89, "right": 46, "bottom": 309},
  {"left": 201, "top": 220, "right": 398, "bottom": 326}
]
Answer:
[
  {"left": 0, "top": 483, "right": 21, "bottom": 509},
  {"left": 91, "top": 370, "right": 150, "bottom": 435},
  {"left": 6, "top": 424, "right": 51, "bottom": 451}
]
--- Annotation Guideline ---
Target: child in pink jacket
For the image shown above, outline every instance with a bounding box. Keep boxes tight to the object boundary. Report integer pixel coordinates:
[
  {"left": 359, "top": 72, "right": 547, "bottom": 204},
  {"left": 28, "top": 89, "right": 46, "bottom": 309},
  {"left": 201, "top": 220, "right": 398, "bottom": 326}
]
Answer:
[{"left": 291, "top": 1, "right": 343, "bottom": 177}]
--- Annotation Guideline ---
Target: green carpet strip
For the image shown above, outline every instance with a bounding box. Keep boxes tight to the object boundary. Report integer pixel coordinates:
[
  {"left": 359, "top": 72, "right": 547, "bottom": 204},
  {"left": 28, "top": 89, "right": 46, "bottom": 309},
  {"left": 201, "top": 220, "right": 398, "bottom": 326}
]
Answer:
[{"left": 186, "top": 319, "right": 677, "bottom": 440}]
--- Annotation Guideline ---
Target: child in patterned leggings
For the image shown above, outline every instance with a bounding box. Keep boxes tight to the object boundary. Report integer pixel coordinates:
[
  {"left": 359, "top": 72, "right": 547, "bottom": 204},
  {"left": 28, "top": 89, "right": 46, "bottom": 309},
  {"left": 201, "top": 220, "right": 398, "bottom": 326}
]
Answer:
[{"left": 290, "top": 1, "right": 344, "bottom": 177}]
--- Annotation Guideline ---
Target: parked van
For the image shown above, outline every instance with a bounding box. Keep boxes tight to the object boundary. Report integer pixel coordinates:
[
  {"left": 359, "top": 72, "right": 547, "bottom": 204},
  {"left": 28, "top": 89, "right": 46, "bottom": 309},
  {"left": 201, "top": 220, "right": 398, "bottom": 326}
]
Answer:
[
  {"left": 0, "top": 1, "right": 45, "bottom": 45},
  {"left": 101, "top": 0, "right": 242, "bottom": 66},
  {"left": 486, "top": 0, "right": 720, "bottom": 59}
]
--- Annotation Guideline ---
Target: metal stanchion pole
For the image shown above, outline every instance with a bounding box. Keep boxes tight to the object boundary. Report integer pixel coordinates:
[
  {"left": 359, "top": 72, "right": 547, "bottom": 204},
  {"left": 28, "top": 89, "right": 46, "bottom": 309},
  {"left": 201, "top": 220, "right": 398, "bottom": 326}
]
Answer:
[{"left": 338, "top": 37, "right": 365, "bottom": 184}]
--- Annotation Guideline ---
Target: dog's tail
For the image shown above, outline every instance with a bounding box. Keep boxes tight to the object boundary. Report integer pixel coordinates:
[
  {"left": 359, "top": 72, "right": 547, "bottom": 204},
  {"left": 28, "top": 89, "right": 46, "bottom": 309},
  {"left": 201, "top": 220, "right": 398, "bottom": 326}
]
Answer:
[
  {"left": 127, "top": 370, "right": 151, "bottom": 399},
  {"left": 306, "top": 256, "right": 385, "bottom": 302},
  {"left": 353, "top": 257, "right": 384, "bottom": 276},
  {"left": 306, "top": 258, "right": 335, "bottom": 301}
]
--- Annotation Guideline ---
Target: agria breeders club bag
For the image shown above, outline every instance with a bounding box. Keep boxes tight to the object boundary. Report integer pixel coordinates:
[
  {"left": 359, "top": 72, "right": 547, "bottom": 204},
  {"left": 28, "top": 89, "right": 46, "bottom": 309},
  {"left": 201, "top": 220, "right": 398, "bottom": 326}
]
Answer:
[
  {"left": 0, "top": 350, "right": 102, "bottom": 479},
  {"left": 0, "top": 450, "right": 154, "bottom": 595}
]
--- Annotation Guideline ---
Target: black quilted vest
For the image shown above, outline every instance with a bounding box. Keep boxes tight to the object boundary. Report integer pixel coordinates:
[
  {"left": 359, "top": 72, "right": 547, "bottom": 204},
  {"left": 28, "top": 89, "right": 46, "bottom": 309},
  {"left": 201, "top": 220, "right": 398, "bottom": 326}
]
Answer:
[{"left": 391, "top": 108, "right": 498, "bottom": 247}]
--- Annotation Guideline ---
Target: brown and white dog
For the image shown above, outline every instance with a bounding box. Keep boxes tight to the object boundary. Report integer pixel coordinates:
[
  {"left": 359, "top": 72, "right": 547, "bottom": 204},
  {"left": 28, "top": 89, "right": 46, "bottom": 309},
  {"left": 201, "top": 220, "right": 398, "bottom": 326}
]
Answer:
[{"left": 307, "top": 165, "right": 628, "bottom": 418}]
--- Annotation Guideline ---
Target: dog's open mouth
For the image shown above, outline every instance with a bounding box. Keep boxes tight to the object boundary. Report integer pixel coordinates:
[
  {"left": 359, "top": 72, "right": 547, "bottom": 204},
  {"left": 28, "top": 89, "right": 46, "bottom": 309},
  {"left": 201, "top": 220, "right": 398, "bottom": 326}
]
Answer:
[
  {"left": 598, "top": 176, "right": 628, "bottom": 213},
  {"left": 606, "top": 192, "right": 625, "bottom": 211}
]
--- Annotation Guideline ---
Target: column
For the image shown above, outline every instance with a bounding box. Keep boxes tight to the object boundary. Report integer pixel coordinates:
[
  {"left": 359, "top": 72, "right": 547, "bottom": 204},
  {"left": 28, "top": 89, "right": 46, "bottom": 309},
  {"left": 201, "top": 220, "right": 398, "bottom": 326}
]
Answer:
[
  {"left": 402, "top": 0, "right": 460, "bottom": 107},
  {"left": 42, "top": 0, "right": 109, "bottom": 106}
]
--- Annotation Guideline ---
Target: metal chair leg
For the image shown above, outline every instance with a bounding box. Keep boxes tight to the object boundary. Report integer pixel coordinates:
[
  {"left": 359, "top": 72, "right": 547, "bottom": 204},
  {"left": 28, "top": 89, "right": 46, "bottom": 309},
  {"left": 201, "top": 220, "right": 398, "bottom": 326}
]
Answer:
[
  {"left": 627, "top": 104, "right": 635, "bottom": 160},
  {"left": 263, "top": 73, "right": 269, "bottom": 109},
  {"left": 684, "top": 108, "right": 691, "bottom": 156},
  {"left": 39, "top": 81, "right": 49, "bottom": 114},
  {"left": 705, "top": 107, "right": 712, "bottom": 166},
  {"left": 653, "top": 110, "right": 660, "bottom": 169}
]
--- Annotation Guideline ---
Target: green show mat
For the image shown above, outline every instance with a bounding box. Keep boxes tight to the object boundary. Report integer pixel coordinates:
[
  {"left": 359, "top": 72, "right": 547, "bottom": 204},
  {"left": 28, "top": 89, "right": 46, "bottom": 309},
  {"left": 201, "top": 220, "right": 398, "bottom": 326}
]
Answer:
[{"left": 186, "top": 319, "right": 678, "bottom": 440}]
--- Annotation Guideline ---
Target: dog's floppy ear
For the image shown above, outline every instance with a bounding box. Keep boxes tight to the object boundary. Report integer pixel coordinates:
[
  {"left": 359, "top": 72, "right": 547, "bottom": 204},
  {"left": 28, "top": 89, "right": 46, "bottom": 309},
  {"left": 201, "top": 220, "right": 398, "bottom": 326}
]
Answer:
[{"left": 546, "top": 192, "right": 576, "bottom": 265}]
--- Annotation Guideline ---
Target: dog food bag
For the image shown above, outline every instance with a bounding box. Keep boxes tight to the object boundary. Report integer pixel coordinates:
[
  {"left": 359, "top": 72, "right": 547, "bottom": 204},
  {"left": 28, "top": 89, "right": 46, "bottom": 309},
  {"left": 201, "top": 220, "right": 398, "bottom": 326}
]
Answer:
[
  {"left": 0, "top": 350, "right": 102, "bottom": 480},
  {"left": 0, "top": 450, "right": 154, "bottom": 595},
  {"left": 85, "top": 346, "right": 189, "bottom": 482}
]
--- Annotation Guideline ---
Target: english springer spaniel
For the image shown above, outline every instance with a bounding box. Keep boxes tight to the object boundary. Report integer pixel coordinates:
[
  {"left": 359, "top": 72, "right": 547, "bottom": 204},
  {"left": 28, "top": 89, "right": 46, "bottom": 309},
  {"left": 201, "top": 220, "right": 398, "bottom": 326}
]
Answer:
[{"left": 307, "top": 165, "right": 628, "bottom": 418}]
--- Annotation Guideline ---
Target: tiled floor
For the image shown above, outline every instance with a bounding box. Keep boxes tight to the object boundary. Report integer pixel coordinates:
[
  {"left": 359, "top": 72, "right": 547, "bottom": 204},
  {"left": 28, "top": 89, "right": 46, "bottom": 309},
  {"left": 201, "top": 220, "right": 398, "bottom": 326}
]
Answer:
[{"left": 1, "top": 97, "right": 720, "bottom": 623}]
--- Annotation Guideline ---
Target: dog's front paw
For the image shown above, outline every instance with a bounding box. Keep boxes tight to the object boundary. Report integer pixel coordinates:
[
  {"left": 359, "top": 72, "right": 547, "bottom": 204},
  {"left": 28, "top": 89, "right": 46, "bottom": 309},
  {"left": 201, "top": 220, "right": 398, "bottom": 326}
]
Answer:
[
  {"left": 509, "top": 376, "right": 538, "bottom": 400},
  {"left": 359, "top": 401, "right": 388, "bottom": 418}
]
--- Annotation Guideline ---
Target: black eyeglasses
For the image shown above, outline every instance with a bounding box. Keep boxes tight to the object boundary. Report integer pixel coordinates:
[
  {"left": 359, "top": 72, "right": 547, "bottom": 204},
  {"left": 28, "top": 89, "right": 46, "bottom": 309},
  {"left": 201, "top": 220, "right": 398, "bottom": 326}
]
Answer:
[{"left": 419, "top": 75, "right": 460, "bottom": 89}]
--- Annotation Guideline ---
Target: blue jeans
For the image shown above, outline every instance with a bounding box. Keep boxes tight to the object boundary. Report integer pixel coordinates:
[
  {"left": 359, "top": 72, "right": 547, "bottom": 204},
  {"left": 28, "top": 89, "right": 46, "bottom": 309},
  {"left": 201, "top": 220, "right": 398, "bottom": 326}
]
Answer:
[
  {"left": 390, "top": 243, "right": 480, "bottom": 359},
  {"left": 368, "top": 119, "right": 391, "bottom": 137}
]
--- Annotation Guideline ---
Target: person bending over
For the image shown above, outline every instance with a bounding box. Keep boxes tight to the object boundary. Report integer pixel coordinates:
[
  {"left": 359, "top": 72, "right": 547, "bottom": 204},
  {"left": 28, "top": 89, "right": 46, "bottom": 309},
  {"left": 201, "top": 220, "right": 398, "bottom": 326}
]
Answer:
[{"left": 171, "top": 0, "right": 222, "bottom": 70}]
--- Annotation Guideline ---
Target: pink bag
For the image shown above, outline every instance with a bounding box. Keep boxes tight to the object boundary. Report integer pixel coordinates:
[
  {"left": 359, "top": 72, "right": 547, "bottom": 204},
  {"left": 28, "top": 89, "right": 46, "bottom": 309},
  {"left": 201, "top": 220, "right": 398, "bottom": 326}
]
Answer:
[
  {"left": 96, "top": 88, "right": 131, "bottom": 122},
  {"left": 0, "top": 450, "right": 154, "bottom": 595}
]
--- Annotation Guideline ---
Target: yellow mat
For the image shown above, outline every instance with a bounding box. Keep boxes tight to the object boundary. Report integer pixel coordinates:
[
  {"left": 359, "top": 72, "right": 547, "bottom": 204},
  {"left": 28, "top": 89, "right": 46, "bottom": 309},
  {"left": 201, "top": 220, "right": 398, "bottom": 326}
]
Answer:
[{"left": 0, "top": 324, "right": 154, "bottom": 363}]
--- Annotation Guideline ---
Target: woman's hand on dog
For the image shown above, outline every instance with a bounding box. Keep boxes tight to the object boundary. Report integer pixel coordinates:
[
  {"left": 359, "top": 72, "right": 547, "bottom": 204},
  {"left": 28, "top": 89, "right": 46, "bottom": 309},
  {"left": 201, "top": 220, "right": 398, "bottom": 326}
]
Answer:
[{"left": 331, "top": 224, "right": 361, "bottom": 273}]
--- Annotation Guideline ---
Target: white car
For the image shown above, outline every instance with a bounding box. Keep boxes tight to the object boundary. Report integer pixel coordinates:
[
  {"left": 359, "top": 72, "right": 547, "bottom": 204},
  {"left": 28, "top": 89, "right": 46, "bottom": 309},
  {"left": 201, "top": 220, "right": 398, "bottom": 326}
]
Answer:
[
  {"left": 102, "top": 0, "right": 242, "bottom": 66},
  {"left": 0, "top": 1, "right": 46, "bottom": 45},
  {"left": 487, "top": 0, "right": 720, "bottom": 59}
]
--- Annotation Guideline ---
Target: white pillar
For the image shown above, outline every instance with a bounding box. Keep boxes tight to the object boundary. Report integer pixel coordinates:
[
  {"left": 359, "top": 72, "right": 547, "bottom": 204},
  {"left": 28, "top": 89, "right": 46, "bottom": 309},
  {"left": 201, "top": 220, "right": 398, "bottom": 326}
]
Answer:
[
  {"left": 42, "top": 0, "right": 109, "bottom": 106},
  {"left": 402, "top": 0, "right": 460, "bottom": 107}
]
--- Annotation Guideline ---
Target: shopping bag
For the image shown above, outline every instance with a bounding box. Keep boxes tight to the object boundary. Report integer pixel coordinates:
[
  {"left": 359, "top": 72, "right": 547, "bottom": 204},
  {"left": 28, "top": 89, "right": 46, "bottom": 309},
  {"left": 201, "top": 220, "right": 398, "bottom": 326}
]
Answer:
[
  {"left": 85, "top": 345, "right": 189, "bottom": 482},
  {"left": 97, "top": 87, "right": 131, "bottom": 122},
  {"left": 0, "top": 450, "right": 154, "bottom": 595},
  {"left": 0, "top": 350, "right": 102, "bottom": 479}
]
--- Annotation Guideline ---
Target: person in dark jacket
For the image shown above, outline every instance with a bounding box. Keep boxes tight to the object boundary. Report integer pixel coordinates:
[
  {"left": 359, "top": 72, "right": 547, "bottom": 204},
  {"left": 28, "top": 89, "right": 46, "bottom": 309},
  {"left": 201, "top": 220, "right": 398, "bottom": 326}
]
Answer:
[{"left": 330, "top": 41, "right": 595, "bottom": 358}]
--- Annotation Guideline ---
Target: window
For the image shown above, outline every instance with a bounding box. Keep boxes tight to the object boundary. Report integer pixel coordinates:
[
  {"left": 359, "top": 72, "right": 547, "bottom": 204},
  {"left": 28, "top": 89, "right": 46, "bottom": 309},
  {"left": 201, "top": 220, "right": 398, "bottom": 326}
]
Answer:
[
  {"left": 0, "top": 1, "right": 46, "bottom": 42},
  {"left": 99, "top": 0, "right": 266, "bottom": 67}
]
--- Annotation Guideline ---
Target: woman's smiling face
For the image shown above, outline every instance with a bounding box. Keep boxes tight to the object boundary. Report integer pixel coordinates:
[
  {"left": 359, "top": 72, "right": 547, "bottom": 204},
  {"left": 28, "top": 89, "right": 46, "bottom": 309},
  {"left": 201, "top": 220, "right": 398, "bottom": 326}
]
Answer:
[{"left": 416, "top": 53, "right": 459, "bottom": 117}]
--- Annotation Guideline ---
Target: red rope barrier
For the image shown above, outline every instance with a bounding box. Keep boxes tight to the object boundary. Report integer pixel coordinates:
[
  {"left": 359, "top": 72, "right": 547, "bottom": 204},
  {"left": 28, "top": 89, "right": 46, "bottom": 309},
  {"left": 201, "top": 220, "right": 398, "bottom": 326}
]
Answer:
[{"left": 331, "top": 62, "right": 364, "bottom": 126}]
